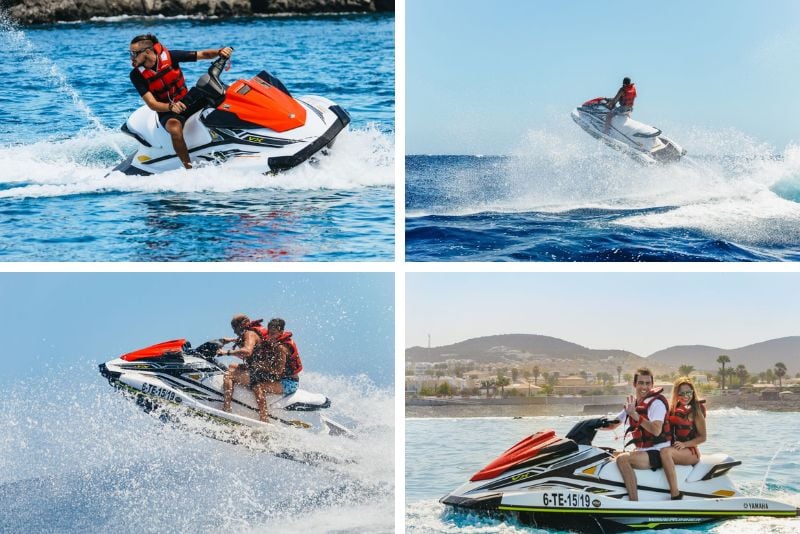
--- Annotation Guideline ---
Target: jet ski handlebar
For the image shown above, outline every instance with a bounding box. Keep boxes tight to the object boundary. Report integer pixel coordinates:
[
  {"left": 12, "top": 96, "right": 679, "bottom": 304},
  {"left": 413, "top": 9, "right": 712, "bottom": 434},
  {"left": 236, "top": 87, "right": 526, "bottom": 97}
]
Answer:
[
  {"left": 565, "top": 417, "right": 620, "bottom": 445},
  {"left": 208, "top": 54, "right": 230, "bottom": 82}
]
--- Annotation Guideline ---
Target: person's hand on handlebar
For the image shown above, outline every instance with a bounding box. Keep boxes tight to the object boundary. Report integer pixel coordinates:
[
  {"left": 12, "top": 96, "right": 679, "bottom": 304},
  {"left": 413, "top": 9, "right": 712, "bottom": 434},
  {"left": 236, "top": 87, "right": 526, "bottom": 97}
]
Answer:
[
  {"left": 168, "top": 100, "right": 187, "bottom": 113},
  {"left": 218, "top": 47, "right": 233, "bottom": 59}
]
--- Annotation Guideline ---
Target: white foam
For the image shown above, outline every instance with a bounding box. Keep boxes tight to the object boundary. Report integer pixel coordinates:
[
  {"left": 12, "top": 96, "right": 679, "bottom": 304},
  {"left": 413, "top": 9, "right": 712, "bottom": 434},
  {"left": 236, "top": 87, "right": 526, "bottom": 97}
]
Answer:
[
  {"left": 411, "top": 119, "right": 800, "bottom": 248},
  {"left": 0, "top": 126, "right": 394, "bottom": 198}
]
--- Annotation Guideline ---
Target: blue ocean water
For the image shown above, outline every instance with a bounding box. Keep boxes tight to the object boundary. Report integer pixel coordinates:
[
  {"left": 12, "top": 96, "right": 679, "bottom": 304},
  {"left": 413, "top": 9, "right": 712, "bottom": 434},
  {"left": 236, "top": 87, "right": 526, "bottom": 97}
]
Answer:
[
  {"left": 0, "top": 12, "right": 394, "bottom": 261},
  {"left": 406, "top": 413, "right": 800, "bottom": 533},
  {"left": 0, "top": 363, "right": 394, "bottom": 532},
  {"left": 406, "top": 140, "right": 800, "bottom": 261}
]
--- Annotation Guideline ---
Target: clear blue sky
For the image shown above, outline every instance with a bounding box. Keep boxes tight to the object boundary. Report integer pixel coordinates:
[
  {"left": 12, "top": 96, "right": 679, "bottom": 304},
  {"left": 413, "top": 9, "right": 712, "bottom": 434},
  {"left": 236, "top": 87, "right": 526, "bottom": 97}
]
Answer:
[
  {"left": 407, "top": 0, "right": 800, "bottom": 154},
  {"left": 406, "top": 272, "right": 800, "bottom": 356},
  {"left": 0, "top": 273, "right": 394, "bottom": 387}
]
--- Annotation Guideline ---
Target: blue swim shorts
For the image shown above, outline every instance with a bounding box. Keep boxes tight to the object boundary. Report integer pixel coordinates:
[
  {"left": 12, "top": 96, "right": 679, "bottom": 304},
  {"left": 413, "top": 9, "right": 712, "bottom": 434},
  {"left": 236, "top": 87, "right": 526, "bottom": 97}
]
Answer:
[{"left": 282, "top": 378, "right": 299, "bottom": 395}]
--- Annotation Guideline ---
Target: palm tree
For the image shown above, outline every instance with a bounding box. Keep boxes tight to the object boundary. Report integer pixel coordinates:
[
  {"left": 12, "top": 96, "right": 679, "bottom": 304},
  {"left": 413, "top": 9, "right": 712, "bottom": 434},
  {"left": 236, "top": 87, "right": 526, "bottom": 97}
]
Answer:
[
  {"left": 735, "top": 364, "right": 748, "bottom": 387},
  {"left": 616, "top": 365, "right": 622, "bottom": 384},
  {"left": 480, "top": 379, "right": 495, "bottom": 398},
  {"left": 525, "top": 377, "right": 536, "bottom": 397},
  {"left": 678, "top": 364, "right": 695, "bottom": 377},
  {"left": 765, "top": 368, "right": 775, "bottom": 385},
  {"left": 496, "top": 376, "right": 511, "bottom": 396},
  {"left": 717, "top": 355, "right": 731, "bottom": 390},
  {"left": 775, "top": 362, "right": 787, "bottom": 388},
  {"left": 533, "top": 366, "right": 540, "bottom": 386}
]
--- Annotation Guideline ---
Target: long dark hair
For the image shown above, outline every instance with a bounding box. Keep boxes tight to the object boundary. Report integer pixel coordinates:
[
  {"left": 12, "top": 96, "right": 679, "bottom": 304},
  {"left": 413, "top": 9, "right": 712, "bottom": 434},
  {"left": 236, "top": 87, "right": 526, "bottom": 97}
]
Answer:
[{"left": 670, "top": 376, "right": 704, "bottom": 419}]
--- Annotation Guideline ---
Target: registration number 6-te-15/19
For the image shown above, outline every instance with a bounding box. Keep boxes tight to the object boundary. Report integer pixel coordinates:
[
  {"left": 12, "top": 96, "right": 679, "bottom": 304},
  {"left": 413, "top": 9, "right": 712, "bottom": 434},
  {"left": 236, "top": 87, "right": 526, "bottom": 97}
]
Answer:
[{"left": 542, "top": 492, "right": 592, "bottom": 508}]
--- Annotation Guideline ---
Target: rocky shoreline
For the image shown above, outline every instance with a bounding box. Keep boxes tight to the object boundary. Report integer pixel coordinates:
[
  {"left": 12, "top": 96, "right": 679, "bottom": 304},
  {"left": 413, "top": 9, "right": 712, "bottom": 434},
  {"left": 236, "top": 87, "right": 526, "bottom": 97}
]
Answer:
[
  {"left": 1, "top": 0, "right": 394, "bottom": 25},
  {"left": 406, "top": 392, "right": 800, "bottom": 418}
]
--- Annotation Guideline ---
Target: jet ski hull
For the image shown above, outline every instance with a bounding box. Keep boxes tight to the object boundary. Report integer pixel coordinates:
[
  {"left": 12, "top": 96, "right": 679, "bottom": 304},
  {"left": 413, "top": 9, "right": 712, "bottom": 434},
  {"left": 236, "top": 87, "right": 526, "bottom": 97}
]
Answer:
[
  {"left": 112, "top": 62, "right": 351, "bottom": 175},
  {"left": 441, "top": 422, "right": 798, "bottom": 533},
  {"left": 571, "top": 97, "right": 686, "bottom": 165},
  {"left": 99, "top": 341, "right": 350, "bottom": 437},
  {"left": 444, "top": 491, "right": 798, "bottom": 533}
]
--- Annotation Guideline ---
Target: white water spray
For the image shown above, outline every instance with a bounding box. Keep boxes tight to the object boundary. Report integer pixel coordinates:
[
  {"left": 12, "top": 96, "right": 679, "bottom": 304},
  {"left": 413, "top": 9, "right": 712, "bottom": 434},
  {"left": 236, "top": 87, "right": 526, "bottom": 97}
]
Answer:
[
  {"left": 760, "top": 443, "right": 798, "bottom": 496},
  {"left": 0, "top": 8, "right": 125, "bottom": 158}
]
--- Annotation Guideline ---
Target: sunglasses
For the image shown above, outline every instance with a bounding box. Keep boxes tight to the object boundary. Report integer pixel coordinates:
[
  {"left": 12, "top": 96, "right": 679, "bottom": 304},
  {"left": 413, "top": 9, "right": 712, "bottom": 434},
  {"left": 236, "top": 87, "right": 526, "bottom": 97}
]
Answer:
[
  {"left": 129, "top": 47, "right": 151, "bottom": 59},
  {"left": 677, "top": 390, "right": 694, "bottom": 397}
]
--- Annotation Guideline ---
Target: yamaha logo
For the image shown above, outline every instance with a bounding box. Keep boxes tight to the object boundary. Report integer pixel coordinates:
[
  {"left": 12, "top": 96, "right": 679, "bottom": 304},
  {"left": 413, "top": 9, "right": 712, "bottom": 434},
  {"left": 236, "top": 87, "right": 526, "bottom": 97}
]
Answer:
[{"left": 592, "top": 499, "right": 601, "bottom": 508}]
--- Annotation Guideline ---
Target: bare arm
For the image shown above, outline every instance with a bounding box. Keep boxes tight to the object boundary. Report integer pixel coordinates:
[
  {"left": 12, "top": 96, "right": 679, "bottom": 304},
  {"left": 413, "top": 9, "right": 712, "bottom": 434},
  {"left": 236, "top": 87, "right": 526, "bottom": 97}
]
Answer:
[
  {"left": 639, "top": 418, "right": 663, "bottom": 437},
  {"left": 228, "top": 331, "right": 258, "bottom": 360},
  {"left": 607, "top": 87, "right": 624, "bottom": 108},
  {"left": 197, "top": 47, "right": 232, "bottom": 60},
  {"left": 140, "top": 92, "right": 173, "bottom": 113},
  {"left": 680, "top": 411, "right": 707, "bottom": 448}
]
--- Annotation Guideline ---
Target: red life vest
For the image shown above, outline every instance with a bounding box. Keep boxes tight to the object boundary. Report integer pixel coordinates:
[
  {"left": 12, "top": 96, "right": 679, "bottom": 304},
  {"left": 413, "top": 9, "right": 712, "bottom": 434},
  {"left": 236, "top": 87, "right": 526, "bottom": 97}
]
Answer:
[
  {"left": 238, "top": 320, "right": 302, "bottom": 379},
  {"left": 621, "top": 83, "right": 636, "bottom": 107},
  {"left": 137, "top": 43, "right": 188, "bottom": 103},
  {"left": 275, "top": 330, "right": 303, "bottom": 378},
  {"left": 626, "top": 387, "right": 671, "bottom": 449},
  {"left": 668, "top": 400, "right": 706, "bottom": 442}
]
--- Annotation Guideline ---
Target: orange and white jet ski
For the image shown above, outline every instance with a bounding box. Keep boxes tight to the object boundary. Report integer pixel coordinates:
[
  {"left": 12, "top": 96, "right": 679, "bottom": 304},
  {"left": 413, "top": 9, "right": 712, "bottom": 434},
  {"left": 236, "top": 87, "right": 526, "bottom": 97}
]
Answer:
[{"left": 112, "top": 55, "right": 350, "bottom": 175}]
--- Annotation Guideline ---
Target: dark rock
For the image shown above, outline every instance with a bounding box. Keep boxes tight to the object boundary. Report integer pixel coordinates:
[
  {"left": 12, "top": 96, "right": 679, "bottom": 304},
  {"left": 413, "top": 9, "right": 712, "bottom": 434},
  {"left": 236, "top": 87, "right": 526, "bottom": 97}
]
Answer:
[{"left": 1, "top": 0, "right": 393, "bottom": 25}]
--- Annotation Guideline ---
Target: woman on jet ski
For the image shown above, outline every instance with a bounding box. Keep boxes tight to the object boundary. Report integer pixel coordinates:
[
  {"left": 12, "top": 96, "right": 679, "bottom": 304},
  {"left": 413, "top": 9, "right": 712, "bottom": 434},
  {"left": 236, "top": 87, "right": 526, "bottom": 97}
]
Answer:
[
  {"left": 128, "top": 33, "right": 232, "bottom": 169},
  {"left": 660, "top": 377, "right": 707, "bottom": 500}
]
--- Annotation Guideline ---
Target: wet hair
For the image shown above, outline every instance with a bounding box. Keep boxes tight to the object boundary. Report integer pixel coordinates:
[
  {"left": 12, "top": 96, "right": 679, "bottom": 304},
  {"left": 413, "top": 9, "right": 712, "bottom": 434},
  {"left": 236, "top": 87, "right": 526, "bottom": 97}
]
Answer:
[
  {"left": 632, "top": 367, "right": 654, "bottom": 386},
  {"left": 623, "top": 77, "right": 632, "bottom": 85},
  {"left": 230, "top": 313, "right": 250, "bottom": 331},
  {"left": 268, "top": 318, "right": 286, "bottom": 331},
  {"left": 131, "top": 33, "right": 159, "bottom": 46}
]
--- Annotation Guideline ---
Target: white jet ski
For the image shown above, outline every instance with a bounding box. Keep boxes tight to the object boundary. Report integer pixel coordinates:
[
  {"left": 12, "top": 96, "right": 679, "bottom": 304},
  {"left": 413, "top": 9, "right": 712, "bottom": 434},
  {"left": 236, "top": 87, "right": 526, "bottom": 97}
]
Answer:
[
  {"left": 112, "top": 54, "right": 350, "bottom": 175},
  {"left": 99, "top": 338, "right": 350, "bottom": 439},
  {"left": 441, "top": 417, "right": 798, "bottom": 533},
  {"left": 571, "top": 97, "right": 686, "bottom": 165}
]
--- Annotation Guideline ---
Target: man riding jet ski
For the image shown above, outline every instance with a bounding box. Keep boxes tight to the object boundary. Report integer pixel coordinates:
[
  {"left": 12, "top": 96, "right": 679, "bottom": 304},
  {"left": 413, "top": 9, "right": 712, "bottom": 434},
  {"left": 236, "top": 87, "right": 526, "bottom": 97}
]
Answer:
[
  {"left": 441, "top": 418, "right": 798, "bottom": 533},
  {"left": 99, "top": 338, "right": 350, "bottom": 437},
  {"left": 571, "top": 79, "right": 686, "bottom": 165},
  {"left": 113, "top": 42, "right": 350, "bottom": 175}
]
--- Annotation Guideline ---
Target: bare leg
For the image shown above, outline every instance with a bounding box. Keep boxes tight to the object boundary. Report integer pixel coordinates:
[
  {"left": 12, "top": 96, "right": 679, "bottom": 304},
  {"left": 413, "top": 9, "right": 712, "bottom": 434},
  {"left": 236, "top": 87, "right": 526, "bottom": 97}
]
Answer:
[
  {"left": 223, "top": 368, "right": 249, "bottom": 413},
  {"left": 615, "top": 451, "right": 653, "bottom": 501},
  {"left": 661, "top": 447, "right": 700, "bottom": 498},
  {"left": 604, "top": 109, "right": 614, "bottom": 134},
  {"left": 660, "top": 447, "right": 679, "bottom": 498},
  {"left": 253, "top": 383, "right": 269, "bottom": 422},
  {"left": 616, "top": 452, "right": 638, "bottom": 501},
  {"left": 165, "top": 118, "right": 192, "bottom": 169},
  {"left": 252, "top": 381, "right": 284, "bottom": 422},
  {"left": 222, "top": 370, "right": 234, "bottom": 412}
]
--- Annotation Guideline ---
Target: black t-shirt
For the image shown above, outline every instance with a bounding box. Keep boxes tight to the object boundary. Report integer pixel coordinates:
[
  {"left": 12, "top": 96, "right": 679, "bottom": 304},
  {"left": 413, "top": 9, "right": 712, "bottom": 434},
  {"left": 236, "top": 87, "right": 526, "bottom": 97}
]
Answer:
[{"left": 129, "top": 50, "right": 197, "bottom": 97}]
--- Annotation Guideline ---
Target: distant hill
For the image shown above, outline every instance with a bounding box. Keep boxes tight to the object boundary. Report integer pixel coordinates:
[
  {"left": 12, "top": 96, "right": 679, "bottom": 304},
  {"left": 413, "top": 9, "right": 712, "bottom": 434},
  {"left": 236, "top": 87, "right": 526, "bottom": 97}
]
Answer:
[
  {"left": 406, "top": 334, "right": 799, "bottom": 374},
  {"left": 647, "top": 336, "right": 800, "bottom": 372},
  {"left": 405, "top": 334, "right": 638, "bottom": 364}
]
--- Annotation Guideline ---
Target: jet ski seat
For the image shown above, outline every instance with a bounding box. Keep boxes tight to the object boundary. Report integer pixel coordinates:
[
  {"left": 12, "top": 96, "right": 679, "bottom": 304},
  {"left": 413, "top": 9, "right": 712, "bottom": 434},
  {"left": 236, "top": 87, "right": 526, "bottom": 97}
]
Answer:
[{"left": 686, "top": 453, "right": 741, "bottom": 482}]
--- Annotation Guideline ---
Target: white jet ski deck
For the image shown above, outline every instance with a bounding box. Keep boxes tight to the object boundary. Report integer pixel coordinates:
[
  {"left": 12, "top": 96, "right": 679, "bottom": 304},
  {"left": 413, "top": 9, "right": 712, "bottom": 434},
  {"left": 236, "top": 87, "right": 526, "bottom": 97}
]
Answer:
[
  {"left": 112, "top": 55, "right": 350, "bottom": 175},
  {"left": 441, "top": 418, "right": 798, "bottom": 533},
  {"left": 99, "top": 338, "right": 350, "bottom": 439},
  {"left": 571, "top": 97, "right": 686, "bottom": 165}
]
